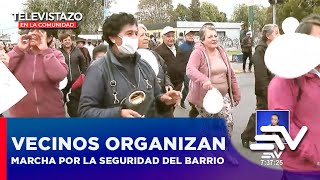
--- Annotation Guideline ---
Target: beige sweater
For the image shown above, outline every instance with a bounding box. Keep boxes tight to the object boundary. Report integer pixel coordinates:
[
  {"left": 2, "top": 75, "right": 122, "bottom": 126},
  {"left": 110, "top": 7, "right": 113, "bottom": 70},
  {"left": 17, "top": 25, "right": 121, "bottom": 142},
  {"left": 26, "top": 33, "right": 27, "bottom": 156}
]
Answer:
[{"left": 209, "top": 56, "right": 229, "bottom": 96}]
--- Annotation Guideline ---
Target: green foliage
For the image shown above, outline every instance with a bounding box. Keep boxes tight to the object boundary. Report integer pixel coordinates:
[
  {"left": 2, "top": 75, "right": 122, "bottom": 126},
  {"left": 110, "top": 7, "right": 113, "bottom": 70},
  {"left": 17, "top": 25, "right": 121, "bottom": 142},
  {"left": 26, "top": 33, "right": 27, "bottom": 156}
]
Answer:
[
  {"left": 231, "top": 4, "right": 248, "bottom": 24},
  {"left": 171, "top": 3, "right": 191, "bottom": 21},
  {"left": 277, "top": 0, "right": 320, "bottom": 24},
  {"left": 189, "top": 0, "right": 201, "bottom": 21},
  {"left": 231, "top": 4, "right": 269, "bottom": 31},
  {"left": 200, "top": 2, "right": 227, "bottom": 22},
  {"left": 219, "top": 12, "right": 228, "bottom": 22},
  {"left": 171, "top": 1, "right": 227, "bottom": 22},
  {"left": 23, "top": 0, "right": 105, "bottom": 36}
]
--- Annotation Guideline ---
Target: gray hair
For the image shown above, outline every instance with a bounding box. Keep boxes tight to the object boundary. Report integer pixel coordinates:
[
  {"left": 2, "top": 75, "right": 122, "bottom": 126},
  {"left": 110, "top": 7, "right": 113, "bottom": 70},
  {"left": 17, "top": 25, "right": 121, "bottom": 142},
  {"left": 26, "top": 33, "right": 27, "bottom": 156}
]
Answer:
[
  {"left": 199, "top": 23, "right": 216, "bottom": 41},
  {"left": 295, "top": 14, "right": 320, "bottom": 35},
  {"left": 262, "top": 24, "right": 278, "bottom": 42},
  {"left": 138, "top": 24, "right": 148, "bottom": 32}
]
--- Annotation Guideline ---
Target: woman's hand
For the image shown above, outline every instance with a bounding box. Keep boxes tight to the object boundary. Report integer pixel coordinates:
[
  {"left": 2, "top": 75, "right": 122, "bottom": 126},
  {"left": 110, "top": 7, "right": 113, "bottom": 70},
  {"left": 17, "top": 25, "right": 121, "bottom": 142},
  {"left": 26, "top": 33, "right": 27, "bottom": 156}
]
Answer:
[
  {"left": 160, "top": 90, "right": 182, "bottom": 106},
  {"left": 121, "top": 109, "right": 142, "bottom": 118},
  {"left": 0, "top": 52, "right": 9, "bottom": 67},
  {"left": 17, "top": 34, "right": 30, "bottom": 51},
  {"left": 234, "top": 101, "right": 240, "bottom": 107},
  {"left": 202, "top": 81, "right": 213, "bottom": 90},
  {"left": 37, "top": 31, "right": 49, "bottom": 51}
]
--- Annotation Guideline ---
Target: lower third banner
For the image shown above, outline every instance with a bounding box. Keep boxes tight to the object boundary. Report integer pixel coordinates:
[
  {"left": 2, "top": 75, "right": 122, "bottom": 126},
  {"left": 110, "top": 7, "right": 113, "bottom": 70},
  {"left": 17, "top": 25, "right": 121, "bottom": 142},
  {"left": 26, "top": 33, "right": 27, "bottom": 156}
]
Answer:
[{"left": 2, "top": 118, "right": 283, "bottom": 180}]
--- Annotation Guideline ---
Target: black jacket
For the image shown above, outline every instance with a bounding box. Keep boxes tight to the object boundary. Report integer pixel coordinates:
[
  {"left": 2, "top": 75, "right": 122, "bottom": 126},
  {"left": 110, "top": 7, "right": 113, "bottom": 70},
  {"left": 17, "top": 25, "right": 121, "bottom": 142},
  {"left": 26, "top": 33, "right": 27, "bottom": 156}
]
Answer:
[
  {"left": 154, "top": 43, "right": 186, "bottom": 85},
  {"left": 59, "top": 46, "right": 87, "bottom": 82},
  {"left": 78, "top": 49, "right": 168, "bottom": 118},
  {"left": 252, "top": 40, "right": 274, "bottom": 97}
]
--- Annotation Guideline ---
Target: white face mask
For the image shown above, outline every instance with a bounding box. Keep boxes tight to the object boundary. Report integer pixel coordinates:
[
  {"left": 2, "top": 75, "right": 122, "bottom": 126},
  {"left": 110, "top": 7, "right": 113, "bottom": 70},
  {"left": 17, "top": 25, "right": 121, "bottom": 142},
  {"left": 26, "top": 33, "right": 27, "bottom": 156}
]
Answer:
[{"left": 116, "top": 36, "right": 138, "bottom": 55}]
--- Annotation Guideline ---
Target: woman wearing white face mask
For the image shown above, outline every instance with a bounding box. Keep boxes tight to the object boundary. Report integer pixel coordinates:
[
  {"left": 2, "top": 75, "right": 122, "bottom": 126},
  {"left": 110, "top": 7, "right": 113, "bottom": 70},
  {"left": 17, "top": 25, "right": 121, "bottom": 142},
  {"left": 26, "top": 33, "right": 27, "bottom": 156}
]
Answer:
[{"left": 78, "top": 13, "right": 182, "bottom": 118}]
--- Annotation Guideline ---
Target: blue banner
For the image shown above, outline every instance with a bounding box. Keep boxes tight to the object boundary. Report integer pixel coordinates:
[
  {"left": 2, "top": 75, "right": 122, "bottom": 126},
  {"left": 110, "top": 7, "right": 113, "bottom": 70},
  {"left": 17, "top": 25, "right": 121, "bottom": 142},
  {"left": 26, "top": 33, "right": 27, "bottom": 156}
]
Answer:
[{"left": 5, "top": 118, "right": 285, "bottom": 180}]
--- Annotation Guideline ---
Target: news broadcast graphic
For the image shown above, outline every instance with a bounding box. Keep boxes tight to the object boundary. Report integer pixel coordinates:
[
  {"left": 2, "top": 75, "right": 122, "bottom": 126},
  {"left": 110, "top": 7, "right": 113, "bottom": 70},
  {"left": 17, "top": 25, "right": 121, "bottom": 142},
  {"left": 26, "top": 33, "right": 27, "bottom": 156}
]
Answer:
[
  {"left": 255, "top": 110, "right": 290, "bottom": 139},
  {"left": 250, "top": 110, "right": 308, "bottom": 167},
  {"left": 12, "top": 12, "right": 82, "bottom": 29},
  {"left": 0, "top": 117, "right": 286, "bottom": 180}
]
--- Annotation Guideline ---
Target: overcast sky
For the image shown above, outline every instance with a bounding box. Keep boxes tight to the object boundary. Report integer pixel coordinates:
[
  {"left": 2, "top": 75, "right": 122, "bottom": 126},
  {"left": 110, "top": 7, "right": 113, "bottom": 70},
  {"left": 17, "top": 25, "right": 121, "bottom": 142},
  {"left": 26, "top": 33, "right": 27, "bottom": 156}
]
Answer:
[{"left": 0, "top": 0, "right": 270, "bottom": 34}]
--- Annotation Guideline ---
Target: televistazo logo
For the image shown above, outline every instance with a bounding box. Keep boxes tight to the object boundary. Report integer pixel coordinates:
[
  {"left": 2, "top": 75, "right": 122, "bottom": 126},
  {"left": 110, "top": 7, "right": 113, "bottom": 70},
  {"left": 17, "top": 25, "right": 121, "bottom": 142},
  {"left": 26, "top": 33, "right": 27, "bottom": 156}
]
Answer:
[{"left": 250, "top": 126, "right": 308, "bottom": 159}]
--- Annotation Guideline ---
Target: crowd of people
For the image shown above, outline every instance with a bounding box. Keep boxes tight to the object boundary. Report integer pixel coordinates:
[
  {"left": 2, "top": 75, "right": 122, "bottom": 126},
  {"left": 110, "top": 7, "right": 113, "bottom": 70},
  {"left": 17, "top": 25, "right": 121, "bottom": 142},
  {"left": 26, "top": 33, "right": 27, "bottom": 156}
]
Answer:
[
  {"left": 1, "top": 12, "right": 320, "bottom": 177},
  {"left": 0, "top": 40, "right": 15, "bottom": 53}
]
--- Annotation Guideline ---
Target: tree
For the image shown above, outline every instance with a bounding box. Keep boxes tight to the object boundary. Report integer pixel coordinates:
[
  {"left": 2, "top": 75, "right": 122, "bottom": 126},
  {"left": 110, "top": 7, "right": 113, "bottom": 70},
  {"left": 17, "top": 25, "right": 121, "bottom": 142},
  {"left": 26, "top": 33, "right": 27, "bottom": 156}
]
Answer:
[
  {"left": 23, "top": 0, "right": 104, "bottom": 37},
  {"left": 254, "top": 6, "right": 269, "bottom": 31},
  {"left": 276, "top": 0, "right": 320, "bottom": 24},
  {"left": 136, "top": 0, "right": 173, "bottom": 24},
  {"left": 200, "top": 2, "right": 227, "bottom": 22},
  {"left": 231, "top": 4, "right": 249, "bottom": 24},
  {"left": 200, "top": 2, "right": 220, "bottom": 21},
  {"left": 189, "top": 0, "right": 201, "bottom": 21},
  {"left": 171, "top": 3, "right": 191, "bottom": 21},
  {"left": 219, "top": 12, "right": 228, "bottom": 22},
  {"left": 231, "top": 4, "right": 269, "bottom": 31}
]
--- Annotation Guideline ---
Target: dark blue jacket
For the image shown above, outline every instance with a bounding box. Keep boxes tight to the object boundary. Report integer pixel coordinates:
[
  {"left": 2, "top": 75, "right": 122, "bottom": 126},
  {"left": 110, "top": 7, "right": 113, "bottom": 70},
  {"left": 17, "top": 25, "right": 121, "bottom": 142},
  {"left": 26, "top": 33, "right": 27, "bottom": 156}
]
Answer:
[{"left": 179, "top": 41, "right": 194, "bottom": 53}]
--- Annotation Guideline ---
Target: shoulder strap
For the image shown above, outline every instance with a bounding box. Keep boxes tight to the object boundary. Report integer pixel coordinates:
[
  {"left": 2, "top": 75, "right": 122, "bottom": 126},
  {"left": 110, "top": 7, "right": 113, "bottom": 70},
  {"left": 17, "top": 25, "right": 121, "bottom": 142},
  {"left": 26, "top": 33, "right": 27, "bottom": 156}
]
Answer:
[
  {"left": 138, "top": 61, "right": 153, "bottom": 89},
  {"left": 103, "top": 52, "right": 120, "bottom": 104}
]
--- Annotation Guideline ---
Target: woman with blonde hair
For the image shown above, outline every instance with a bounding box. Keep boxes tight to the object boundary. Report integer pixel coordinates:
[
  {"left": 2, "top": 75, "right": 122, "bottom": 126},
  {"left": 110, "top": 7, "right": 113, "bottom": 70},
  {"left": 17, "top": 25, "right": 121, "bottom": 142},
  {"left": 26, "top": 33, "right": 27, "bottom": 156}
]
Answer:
[
  {"left": 186, "top": 23, "right": 241, "bottom": 164},
  {"left": 187, "top": 23, "right": 240, "bottom": 137}
]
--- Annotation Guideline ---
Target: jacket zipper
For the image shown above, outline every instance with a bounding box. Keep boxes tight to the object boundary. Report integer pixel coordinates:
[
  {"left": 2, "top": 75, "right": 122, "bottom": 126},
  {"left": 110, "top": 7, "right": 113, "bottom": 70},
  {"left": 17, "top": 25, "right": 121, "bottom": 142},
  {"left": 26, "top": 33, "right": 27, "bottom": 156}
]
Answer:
[
  {"left": 33, "top": 55, "right": 40, "bottom": 115},
  {"left": 202, "top": 51, "right": 211, "bottom": 80},
  {"left": 62, "top": 47, "right": 74, "bottom": 82},
  {"left": 68, "top": 53, "right": 73, "bottom": 81}
]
